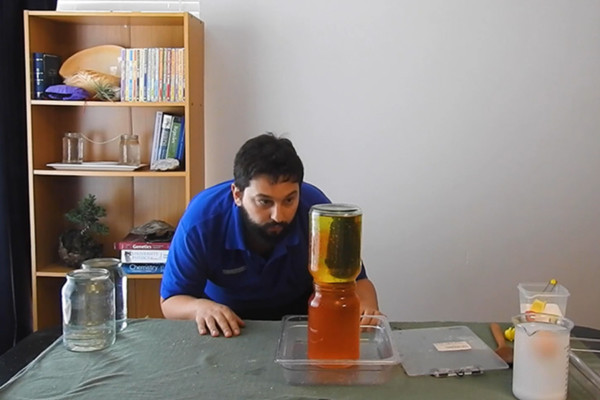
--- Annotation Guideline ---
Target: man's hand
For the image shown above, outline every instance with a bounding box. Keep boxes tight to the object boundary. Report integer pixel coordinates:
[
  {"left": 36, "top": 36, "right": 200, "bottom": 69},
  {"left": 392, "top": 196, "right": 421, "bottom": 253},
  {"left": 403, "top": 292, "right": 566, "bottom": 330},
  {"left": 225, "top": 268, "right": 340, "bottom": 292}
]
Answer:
[
  {"left": 160, "top": 295, "right": 245, "bottom": 338},
  {"left": 193, "top": 299, "right": 245, "bottom": 337},
  {"left": 360, "top": 307, "right": 384, "bottom": 326}
]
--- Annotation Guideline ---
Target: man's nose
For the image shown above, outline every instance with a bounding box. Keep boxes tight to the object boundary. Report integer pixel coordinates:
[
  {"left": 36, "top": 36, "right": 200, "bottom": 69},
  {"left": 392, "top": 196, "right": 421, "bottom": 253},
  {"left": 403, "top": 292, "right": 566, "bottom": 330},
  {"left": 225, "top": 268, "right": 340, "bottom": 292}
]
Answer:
[{"left": 271, "top": 204, "right": 286, "bottom": 223}]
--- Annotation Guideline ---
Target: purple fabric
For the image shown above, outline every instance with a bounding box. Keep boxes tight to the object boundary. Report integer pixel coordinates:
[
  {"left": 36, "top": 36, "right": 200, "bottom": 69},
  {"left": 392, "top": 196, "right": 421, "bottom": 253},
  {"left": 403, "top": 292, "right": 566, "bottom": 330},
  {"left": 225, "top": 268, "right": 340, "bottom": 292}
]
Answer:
[{"left": 43, "top": 85, "right": 90, "bottom": 100}]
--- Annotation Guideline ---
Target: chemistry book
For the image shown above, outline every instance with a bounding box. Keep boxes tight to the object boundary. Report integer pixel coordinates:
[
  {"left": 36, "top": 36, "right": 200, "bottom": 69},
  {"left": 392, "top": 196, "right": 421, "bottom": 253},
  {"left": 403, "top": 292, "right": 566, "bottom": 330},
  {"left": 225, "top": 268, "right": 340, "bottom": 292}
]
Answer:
[
  {"left": 114, "top": 232, "right": 171, "bottom": 251},
  {"left": 121, "top": 249, "right": 168, "bottom": 264},
  {"left": 121, "top": 263, "right": 165, "bottom": 274}
]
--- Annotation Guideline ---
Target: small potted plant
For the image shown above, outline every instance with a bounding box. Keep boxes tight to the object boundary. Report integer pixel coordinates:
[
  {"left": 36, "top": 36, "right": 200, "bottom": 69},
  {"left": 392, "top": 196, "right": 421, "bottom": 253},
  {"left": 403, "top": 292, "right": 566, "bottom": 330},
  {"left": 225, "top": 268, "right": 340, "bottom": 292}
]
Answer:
[{"left": 58, "top": 194, "right": 109, "bottom": 268}]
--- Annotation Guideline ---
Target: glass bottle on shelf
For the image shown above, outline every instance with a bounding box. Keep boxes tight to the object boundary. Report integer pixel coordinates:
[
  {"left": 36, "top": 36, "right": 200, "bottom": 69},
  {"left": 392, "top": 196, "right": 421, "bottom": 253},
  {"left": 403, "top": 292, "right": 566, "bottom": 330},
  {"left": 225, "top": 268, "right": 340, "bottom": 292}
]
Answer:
[
  {"left": 62, "top": 132, "right": 83, "bottom": 164},
  {"left": 307, "top": 203, "right": 363, "bottom": 361},
  {"left": 119, "top": 134, "right": 140, "bottom": 166}
]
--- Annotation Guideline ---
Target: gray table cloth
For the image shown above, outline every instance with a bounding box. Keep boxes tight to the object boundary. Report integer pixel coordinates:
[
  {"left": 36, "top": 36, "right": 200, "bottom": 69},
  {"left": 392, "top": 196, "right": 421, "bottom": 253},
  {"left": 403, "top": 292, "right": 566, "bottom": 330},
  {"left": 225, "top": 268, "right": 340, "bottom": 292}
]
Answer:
[{"left": 0, "top": 319, "right": 598, "bottom": 399}]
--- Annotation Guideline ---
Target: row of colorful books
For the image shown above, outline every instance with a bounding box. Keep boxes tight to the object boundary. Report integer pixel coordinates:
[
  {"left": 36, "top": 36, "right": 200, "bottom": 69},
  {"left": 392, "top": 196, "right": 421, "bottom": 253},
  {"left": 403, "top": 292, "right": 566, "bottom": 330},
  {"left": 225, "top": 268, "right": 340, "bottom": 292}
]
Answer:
[
  {"left": 150, "top": 111, "right": 185, "bottom": 169},
  {"left": 120, "top": 48, "right": 185, "bottom": 102},
  {"left": 115, "top": 233, "right": 170, "bottom": 275}
]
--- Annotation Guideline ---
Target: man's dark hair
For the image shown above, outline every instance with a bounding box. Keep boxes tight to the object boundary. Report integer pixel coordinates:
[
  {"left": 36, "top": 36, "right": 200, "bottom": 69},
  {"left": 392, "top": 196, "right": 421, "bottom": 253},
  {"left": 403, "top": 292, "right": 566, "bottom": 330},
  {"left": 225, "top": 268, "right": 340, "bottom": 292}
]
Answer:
[{"left": 233, "top": 133, "right": 304, "bottom": 191}]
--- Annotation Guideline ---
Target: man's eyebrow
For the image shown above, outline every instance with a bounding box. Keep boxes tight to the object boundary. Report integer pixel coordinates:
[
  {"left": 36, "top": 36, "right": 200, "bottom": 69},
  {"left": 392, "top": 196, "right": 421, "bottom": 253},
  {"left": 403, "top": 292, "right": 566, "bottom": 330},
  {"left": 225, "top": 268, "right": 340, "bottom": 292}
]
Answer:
[{"left": 255, "top": 190, "right": 299, "bottom": 199}]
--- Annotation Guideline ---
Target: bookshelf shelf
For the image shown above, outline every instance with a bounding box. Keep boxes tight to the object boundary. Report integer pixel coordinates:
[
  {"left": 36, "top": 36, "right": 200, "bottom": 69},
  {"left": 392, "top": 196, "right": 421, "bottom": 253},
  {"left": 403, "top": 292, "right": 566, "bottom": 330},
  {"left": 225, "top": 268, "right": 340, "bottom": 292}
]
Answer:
[
  {"left": 36, "top": 264, "right": 162, "bottom": 280},
  {"left": 31, "top": 100, "right": 187, "bottom": 107},
  {"left": 34, "top": 169, "right": 188, "bottom": 177},
  {"left": 24, "top": 11, "right": 204, "bottom": 330}
]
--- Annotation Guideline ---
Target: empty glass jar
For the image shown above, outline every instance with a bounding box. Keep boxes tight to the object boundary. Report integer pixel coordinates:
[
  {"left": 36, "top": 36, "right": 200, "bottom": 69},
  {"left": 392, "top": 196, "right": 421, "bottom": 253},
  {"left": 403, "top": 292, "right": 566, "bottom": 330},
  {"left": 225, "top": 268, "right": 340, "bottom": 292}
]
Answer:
[
  {"left": 61, "top": 268, "right": 116, "bottom": 352},
  {"left": 119, "top": 134, "right": 140, "bottom": 166},
  {"left": 62, "top": 132, "right": 83, "bottom": 164}
]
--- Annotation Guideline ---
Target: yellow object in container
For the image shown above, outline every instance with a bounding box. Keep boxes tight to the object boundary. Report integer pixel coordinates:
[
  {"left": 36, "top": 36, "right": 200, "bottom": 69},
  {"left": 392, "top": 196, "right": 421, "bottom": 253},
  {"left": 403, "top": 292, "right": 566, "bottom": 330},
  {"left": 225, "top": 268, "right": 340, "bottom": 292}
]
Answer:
[{"left": 529, "top": 299, "right": 547, "bottom": 313}]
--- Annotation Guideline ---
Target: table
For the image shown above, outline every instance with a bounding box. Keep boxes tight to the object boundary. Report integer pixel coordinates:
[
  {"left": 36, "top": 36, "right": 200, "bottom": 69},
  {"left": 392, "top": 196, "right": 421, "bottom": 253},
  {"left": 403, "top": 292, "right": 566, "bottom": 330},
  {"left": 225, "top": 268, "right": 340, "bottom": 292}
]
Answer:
[{"left": 0, "top": 319, "right": 598, "bottom": 399}]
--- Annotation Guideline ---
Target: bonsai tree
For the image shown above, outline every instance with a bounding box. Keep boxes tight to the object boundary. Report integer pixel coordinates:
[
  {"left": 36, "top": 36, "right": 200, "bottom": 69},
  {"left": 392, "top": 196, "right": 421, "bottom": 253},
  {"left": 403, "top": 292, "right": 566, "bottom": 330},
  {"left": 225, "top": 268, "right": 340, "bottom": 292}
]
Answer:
[{"left": 58, "top": 194, "right": 109, "bottom": 268}]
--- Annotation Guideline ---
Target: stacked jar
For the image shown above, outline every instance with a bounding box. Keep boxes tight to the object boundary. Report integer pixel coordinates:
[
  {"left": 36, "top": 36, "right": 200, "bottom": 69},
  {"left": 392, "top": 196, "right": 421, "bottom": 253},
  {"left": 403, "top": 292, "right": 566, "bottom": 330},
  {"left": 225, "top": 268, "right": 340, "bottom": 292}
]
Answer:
[
  {"left": 307, "top": 204, "right": 362, "bottom": 360},
  {"left": 82, "top": 258, "right": 128, "bottom": 332}
]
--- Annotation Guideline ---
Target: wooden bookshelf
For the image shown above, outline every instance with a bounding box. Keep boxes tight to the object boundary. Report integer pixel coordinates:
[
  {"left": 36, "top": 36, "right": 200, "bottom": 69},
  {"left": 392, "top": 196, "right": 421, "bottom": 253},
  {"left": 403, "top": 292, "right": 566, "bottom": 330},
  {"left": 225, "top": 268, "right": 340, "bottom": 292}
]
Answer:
[{"left": 24, "top": 11, "right": 204, "bottom": 330}]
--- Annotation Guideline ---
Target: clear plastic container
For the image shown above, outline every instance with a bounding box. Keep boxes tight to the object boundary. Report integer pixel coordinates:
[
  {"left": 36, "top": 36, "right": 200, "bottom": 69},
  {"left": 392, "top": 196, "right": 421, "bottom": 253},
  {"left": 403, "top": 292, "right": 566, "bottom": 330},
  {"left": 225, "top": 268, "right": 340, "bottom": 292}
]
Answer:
[
  {"left": 275, "top": 315, "right": 400, "bottom": 385},
  {"left": 518, "top": 283, "right": 570, "bottom": 316}
]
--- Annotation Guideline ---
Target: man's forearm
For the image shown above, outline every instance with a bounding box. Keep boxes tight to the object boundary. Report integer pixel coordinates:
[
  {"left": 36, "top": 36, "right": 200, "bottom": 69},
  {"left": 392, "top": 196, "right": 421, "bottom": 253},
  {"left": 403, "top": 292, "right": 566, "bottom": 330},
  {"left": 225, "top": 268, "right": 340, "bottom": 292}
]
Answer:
[
  {"left": 356, "top": 278, "right": 380, "bottom": 311},
  {"left": 160, "top": 295, "right": 204, "bottom": 320}
]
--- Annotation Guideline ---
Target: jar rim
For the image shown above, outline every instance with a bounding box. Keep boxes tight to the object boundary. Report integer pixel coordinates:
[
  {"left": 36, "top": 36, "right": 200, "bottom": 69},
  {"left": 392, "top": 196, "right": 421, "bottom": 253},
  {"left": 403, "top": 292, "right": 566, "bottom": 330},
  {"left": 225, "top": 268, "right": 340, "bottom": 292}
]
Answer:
[
  {"left": 82, "top": 258, "right": 121, "bottom": 269},
  {"left": 310, "top": 203, "right": 362, "bottom": 216},
  {"left": 67, "top": 268, "right": 110, "bottom": 280}
]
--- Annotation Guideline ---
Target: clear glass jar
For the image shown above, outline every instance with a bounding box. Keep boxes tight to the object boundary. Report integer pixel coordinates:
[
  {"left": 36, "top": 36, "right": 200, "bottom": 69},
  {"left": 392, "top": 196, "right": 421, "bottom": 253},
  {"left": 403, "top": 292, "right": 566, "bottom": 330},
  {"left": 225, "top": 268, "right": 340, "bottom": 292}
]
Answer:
[
  {"left": 61, "top": 268, "right": 116, "bottom": 352},
  {"left": 82, "top": 258, "right": 128, "bottom": 331},
  {"left": 308, "top": 282, "right": 361, "bottom": 361},
  {"left": 307, "top": 203, "right": 363, "bottom": 362},
  {"left": 119, "top": 134, "right": 140, "bottom": 166},
  {"left": 62, "top": 132, "right": 83, "bottom": 164},
  {"left": 308, "top": 204, "right": 362, "bottom": 283}
]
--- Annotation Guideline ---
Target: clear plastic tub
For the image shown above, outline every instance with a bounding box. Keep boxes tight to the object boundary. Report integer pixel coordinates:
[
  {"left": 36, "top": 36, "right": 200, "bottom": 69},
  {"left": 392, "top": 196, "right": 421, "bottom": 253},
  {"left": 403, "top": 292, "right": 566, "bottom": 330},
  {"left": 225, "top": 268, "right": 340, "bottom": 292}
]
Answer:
[
  {"left": 518, "top": 282, "right": 570, "bottom": 316},
  {"left": 275, "top": 315, "right": 401, "bottom": 385}
]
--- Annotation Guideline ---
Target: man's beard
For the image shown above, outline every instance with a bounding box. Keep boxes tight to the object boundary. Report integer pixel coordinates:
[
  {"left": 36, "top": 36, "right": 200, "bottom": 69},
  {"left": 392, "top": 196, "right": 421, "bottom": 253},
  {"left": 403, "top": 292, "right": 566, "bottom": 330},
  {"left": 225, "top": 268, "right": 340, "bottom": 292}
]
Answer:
[{"left": 239, "top": 205, "right": 291, "bottom": 246}]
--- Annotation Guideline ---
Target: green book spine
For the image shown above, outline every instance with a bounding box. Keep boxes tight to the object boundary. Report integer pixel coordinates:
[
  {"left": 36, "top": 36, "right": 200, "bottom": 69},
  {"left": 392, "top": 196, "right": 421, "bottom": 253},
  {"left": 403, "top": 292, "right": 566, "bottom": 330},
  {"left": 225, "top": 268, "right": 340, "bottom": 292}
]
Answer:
[{"left": 165, "top": 116, "right": 183, "bottom": 159}]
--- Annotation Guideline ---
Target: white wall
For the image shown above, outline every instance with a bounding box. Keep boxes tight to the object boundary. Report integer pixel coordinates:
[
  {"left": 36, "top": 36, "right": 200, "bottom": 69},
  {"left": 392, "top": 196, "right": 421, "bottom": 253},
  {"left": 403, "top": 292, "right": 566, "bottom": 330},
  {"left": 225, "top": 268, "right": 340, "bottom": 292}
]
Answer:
[{"left": 200, "top": 0, "right": 600, "bottom": 328}]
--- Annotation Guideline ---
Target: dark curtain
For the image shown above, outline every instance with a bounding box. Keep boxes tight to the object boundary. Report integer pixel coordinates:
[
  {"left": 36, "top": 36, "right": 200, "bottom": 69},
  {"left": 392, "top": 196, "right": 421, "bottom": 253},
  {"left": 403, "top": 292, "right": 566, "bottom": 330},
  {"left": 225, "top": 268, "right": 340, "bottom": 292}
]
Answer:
[{"left": 0, "top": 0, "right": 57, "bottom": 356}]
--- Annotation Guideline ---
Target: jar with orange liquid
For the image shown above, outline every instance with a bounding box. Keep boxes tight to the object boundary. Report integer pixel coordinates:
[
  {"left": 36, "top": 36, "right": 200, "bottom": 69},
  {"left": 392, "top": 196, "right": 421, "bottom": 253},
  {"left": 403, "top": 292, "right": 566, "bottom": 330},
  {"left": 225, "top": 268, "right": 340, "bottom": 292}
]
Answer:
[{"left": 307, "top": 204, "right": 362, "bottom": 360}]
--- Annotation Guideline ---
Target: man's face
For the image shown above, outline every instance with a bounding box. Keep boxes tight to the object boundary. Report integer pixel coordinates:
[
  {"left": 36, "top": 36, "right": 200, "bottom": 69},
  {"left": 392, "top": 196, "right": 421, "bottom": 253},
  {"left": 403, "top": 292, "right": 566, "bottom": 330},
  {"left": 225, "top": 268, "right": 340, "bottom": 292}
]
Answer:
[{"left": 232, "top": 175, "right": 300, "bottom": 244}]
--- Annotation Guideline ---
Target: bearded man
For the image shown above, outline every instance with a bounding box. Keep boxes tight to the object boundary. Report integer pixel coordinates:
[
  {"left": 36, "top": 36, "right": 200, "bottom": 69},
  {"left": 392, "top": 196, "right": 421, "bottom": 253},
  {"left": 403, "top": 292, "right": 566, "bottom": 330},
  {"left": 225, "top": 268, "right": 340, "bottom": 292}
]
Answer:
[{"left": 160, "top": 133, "right": 380, "bottom": 337}]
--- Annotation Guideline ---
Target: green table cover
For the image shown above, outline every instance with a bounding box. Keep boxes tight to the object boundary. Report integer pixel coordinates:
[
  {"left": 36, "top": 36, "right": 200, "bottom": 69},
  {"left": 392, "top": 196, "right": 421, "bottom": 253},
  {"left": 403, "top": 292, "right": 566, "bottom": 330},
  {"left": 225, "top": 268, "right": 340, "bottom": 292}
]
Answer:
[{"left": 0, "top": 319, "right": 598, "bottom": 399}]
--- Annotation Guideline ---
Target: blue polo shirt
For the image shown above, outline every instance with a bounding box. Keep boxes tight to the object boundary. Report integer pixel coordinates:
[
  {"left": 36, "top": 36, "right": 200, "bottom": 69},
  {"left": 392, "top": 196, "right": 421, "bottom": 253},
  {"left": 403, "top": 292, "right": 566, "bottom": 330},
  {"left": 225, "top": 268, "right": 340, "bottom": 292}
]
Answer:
[{"left": 160, "top": 180, "right": 367, "bottom": 319}]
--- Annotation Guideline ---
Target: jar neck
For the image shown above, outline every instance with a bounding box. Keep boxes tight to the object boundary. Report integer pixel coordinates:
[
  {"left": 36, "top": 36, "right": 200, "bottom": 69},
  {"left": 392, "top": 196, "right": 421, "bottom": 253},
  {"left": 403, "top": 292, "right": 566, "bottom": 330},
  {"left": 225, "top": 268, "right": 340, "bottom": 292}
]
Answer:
[{"left": 313, "top": 281, "right": 356, "bottom": 292}]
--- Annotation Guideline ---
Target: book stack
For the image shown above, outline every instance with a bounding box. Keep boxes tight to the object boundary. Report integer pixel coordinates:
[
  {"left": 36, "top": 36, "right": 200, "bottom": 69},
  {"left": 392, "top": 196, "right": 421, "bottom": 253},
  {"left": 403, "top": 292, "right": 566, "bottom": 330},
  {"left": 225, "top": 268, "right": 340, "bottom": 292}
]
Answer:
[
  {"left": 150, "top": 111, "right": 185, "bottom": 169},
  {"left": 115, "top": 233, "right": 170, "bottom": 274}
]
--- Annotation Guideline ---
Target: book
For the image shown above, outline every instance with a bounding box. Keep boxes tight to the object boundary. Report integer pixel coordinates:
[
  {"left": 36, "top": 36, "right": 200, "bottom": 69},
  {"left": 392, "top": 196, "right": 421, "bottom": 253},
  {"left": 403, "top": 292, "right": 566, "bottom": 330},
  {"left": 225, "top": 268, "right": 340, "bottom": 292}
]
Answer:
[
  {"left": 32, "top": 52, "right": 61, "bottom": 99},
  {"left": 114, "top": 233, "right": 171, "bottom": 250},
  {"left": 157, "top": 113, "right": 174, "bottom": 160},
  {"left": 175, "top": 117, "right": 185, "bottom": 161},
  {"left": 121, "top": 249, "right": 168, "bottom": 264},
  {"left": 150, "top": 111, "right": 164, "bottom": 167},
  {"left": 165, "top": 115, "right": 183, "bottom": 159},
  {"left": 121, "top": 263, "right": 165, "bottom": 274}
]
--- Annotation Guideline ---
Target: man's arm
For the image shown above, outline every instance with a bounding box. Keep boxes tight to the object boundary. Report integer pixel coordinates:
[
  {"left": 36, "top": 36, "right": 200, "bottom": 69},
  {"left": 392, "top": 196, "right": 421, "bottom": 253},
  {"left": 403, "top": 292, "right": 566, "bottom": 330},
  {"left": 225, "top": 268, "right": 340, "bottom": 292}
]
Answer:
[
  {"left": 161, "top": 295, "right": 245, "bottom": 338},
  {"left": 356, "top": 278, "right": 383, "bottom": 325}
]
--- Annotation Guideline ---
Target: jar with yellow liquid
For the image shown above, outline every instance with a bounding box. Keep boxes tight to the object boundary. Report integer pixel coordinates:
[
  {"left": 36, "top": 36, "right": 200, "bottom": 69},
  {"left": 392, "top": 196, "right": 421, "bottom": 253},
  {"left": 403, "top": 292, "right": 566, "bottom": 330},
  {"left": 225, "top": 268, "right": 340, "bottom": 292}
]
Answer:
[{"left": 307, "top": 204, "right": 362, "bottom": 361}]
